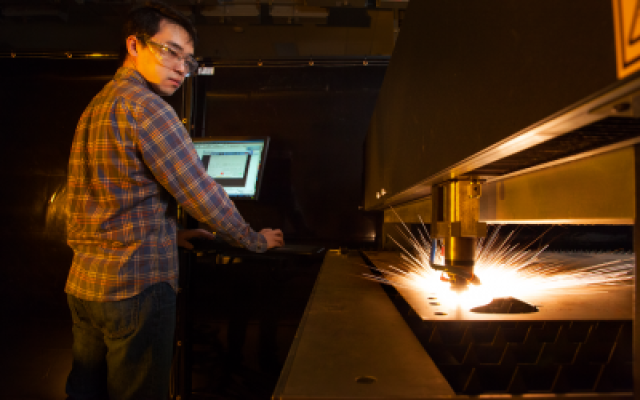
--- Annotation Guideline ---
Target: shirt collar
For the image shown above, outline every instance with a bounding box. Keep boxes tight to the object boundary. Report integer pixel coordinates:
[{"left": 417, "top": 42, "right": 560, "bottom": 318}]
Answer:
[{"left": 114, "top": 67, "right": 149, "bottom": 89}]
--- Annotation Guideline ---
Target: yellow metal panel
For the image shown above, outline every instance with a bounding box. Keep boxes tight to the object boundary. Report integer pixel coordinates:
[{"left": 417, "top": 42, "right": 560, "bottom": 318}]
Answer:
[
  {"left": 383, "top": 196, "right": 431, "bottom": 224},
  {"left": 480, "top": 147, "right": 635, "bottom": 224}
]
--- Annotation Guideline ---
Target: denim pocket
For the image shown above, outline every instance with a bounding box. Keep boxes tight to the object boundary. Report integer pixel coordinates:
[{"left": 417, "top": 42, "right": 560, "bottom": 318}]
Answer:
[
  {"left": 101, "top": 295, "right": 140, "bottom": 340},
  {"left": 67, "top": 294, "right": 90, "bottom": 327}
]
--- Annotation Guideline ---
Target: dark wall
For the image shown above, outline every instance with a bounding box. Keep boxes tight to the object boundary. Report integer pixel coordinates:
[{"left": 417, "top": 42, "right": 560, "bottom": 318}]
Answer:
[
  {"left": 0, "top": 59, "right": 384, "bottom": 314},
  {"left": 199, "top": 66, "right": 385, "bottom": 244},
  {"left": 1, "top": 59, "right": 120, "bottom": 315}
]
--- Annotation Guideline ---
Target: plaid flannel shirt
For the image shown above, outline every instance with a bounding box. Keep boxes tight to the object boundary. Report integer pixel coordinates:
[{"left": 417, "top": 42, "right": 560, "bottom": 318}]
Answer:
[{"left": 66, "top": 67, "right": 267, "bottom": 301}]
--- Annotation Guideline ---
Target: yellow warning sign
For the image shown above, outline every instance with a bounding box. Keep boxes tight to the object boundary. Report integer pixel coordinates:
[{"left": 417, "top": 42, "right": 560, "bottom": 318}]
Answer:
[{"left": 613, "top": 0, "right": 640, "bottom": 79}]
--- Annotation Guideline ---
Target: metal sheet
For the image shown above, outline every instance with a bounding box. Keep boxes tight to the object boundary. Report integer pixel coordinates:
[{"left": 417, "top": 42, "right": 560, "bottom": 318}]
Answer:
[
  {"left": 273, "top": 252, "right": 455, "bottom": 399},
  {"left": 362, "top": 251, "right": 633, "bottom": 322}
]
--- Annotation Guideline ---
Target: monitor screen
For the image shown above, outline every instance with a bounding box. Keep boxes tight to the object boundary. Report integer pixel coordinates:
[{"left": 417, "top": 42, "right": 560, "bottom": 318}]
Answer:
[{"left": 192, "top": 136, "right": 270, "bottom": 200}]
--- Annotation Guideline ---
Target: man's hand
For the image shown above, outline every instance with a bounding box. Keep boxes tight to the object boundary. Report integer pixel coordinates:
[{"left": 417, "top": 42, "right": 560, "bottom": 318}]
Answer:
[
  {"left": 260, "top": 228, "right": 284, "bottom": 249},
  {"left": 177, "top": 229, "right": 216, "bottom": 249}
]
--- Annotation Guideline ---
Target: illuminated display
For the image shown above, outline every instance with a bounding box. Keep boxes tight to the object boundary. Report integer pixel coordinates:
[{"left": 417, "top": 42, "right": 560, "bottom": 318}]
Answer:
[{"left": 192, "top": 137, "right": 269, "bottom": 199}]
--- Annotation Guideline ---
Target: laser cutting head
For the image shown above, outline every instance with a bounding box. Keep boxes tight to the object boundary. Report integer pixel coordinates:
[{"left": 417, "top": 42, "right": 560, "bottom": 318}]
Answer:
[
  {"left": 431, "top": 237, "right": 481, "bottom": 291},
  {"left": 430, "top": 179, "right": 486, "bottom": 290},
  {"left": 444, "top": 236, "right": 480, "bottom": 289}
]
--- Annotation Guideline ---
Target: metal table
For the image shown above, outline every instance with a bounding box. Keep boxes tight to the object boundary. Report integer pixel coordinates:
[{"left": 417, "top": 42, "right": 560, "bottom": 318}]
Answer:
[{"left": 273, "top": 251, "right": 454, "bottom": 399}]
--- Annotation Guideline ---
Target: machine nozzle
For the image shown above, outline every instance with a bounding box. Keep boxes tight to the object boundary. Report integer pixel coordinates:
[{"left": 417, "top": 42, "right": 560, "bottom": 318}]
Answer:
[
  {"left": 431, "top": 237, "right": 481, "bottom": 290},
  {"left": 430, "top": 179, "right": 487, "bottom": 290}
]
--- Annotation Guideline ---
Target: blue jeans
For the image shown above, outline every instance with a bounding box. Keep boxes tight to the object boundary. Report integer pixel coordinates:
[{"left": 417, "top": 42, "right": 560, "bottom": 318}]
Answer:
[{"left": 66, "top": 282, "right": 176, "bottom": 400}]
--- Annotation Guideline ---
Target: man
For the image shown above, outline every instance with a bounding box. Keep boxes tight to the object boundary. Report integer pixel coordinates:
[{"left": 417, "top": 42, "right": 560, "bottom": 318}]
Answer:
[{"left": 65, "top": 2, "right": 284, "bottom": 399}]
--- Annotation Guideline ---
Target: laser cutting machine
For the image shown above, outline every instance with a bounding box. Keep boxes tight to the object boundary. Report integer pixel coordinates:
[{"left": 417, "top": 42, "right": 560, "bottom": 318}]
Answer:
[{"left": 274, "top": 1, "right": 639, "bottom": 399}]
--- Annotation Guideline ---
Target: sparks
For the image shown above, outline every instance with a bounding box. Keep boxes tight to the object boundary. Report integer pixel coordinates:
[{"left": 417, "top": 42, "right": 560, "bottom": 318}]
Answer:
[{"left": 364, "top": 217, "right": 634, "bottom": 311}]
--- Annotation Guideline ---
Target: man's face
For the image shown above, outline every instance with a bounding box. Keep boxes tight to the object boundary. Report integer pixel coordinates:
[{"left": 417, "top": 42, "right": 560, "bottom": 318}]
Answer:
[{"left": 132, "top": 19, "right": 194, "bottom": 96}]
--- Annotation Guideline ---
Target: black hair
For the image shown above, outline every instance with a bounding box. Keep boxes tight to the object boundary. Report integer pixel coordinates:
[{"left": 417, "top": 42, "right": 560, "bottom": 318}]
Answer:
[{"left": 119, "top": 1, "right": 197, "bottom": 64}]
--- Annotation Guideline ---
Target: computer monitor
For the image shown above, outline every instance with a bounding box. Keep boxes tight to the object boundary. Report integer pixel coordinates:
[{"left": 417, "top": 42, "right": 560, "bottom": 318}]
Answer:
[{"left": 192, "top": 136, "right": 270, "bottom": 200}]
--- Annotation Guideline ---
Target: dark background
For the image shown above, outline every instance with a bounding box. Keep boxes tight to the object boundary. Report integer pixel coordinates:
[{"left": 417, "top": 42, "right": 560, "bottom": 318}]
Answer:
[
  {"left": 0, "top": 58, "right": 385, "bottom": 318},
  {"left": 198, "top": 65, "right": 383, "bottom": 244}
]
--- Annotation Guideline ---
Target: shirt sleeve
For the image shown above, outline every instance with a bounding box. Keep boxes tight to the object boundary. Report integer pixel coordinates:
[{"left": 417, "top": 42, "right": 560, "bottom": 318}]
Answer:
[{"left": 131, "top": 94, "right": 267, "bottom": 253}]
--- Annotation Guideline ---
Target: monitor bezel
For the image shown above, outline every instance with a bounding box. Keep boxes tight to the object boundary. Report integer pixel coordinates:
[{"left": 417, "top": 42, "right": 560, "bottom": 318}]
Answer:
[{"left": 191, "top": 136, "right": 270, "bottom": 200}]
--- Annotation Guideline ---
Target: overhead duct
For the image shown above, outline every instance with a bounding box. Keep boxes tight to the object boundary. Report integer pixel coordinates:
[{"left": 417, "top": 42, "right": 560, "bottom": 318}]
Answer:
[
  {"left": 271, "top": 5, "right": 329, "bottom": 24},
  {"left": 200, "top": 4, "right": 260, "bottom": 17},
  {"left": 2, "top": 5, "right": 68, "bottom": 22},
  {"left": 200, "top": 4, "right": 260, "bottom": 23},
  {"left": 376, "top": 0, "right": 408, "bottom": 9},
  {"left": 305, "top": 0, "right": 369, "bottom": 7},
  {"left": 74, "top": 0, "right": 133, "bottom": 4}
]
